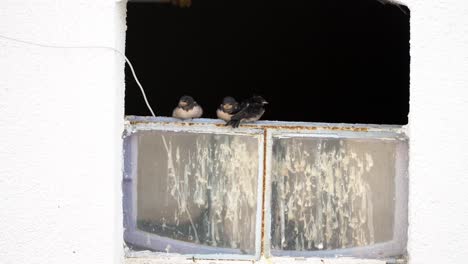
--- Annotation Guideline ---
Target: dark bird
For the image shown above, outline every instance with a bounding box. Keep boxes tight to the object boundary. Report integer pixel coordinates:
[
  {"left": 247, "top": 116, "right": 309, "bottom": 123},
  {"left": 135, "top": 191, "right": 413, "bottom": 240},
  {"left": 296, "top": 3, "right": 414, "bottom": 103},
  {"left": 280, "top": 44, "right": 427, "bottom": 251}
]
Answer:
[
  {"left": 217, "top": 96, "right": 240, "bottom": 122},
  {"left": 172, "top": 95, "right": 203, "bottom": 120},
  {"left": 226, "top": 96, "right": 268, "bottom": 128}
]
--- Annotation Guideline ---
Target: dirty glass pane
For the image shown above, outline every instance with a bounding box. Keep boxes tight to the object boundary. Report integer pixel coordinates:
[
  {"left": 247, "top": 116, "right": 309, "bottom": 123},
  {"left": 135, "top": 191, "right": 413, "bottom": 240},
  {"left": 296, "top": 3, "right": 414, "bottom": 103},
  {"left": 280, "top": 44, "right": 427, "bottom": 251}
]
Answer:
[
  {"left": 270, "top": 136, "right": 406, "bottom": 253},
  {"left": 134, "top": 130, "right": 259, "bottom": 254}
]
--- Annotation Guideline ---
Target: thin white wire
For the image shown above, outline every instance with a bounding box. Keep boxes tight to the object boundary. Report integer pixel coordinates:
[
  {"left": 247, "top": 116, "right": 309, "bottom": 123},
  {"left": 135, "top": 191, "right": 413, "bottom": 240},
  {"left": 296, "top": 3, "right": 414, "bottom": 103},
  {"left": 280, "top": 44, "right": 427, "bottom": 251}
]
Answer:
[{"left": 0, "top": 34, "right": 156, "bottom": 117}]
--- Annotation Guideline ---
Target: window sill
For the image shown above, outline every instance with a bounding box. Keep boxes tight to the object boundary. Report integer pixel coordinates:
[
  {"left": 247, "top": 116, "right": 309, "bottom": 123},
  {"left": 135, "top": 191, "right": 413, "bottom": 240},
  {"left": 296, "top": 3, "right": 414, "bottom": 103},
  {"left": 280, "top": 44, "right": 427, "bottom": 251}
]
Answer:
[
  {"left": 125, "top": 116, "right": 406, "bottom": 134},
  {"left": 124, "top": 255, "right": 402, "bottom": 264}
]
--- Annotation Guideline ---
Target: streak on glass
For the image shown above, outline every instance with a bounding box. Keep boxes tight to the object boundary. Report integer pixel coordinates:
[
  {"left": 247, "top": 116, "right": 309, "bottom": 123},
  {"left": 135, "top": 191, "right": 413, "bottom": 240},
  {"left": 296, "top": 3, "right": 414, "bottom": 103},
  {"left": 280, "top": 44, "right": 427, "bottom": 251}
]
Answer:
[{"left": 136, "top": 130, "right": 259, "bottom": 254}]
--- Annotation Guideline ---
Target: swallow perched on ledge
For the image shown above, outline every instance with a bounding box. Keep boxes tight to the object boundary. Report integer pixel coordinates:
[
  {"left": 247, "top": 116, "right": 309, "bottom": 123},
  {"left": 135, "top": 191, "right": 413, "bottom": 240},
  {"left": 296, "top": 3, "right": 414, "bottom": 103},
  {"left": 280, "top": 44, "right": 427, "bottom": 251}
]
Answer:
[
  {"left": 226, "top": 96, "right": 268, "bottom": 128},
  {"left": 172, "top": 95, "right": 203, "bottom": 120},
  {"left": 217, "top": 96, "right": 240, "bottom": 122}
]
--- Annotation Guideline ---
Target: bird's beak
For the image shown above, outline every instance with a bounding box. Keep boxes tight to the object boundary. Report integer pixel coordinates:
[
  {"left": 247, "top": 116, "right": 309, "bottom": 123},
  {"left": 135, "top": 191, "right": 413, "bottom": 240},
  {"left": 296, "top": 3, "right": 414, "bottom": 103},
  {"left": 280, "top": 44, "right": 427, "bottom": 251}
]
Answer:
[{"left": 264, "top": 101, "right": 269, "bottom": 104}]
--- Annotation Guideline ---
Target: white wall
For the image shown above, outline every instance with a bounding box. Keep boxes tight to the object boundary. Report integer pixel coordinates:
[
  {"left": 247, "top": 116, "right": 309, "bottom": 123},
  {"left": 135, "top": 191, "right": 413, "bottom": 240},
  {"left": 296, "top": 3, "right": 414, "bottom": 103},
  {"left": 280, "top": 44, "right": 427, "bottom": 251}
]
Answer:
[
  {"left": 0, "top": 0, "right": 468, "bottom": 264},
  {"left": 405, "top": 0, "right": 468, "bottom": 263},
  {"left": 0, "top": 1, "right": 126, "bottom": 263}
]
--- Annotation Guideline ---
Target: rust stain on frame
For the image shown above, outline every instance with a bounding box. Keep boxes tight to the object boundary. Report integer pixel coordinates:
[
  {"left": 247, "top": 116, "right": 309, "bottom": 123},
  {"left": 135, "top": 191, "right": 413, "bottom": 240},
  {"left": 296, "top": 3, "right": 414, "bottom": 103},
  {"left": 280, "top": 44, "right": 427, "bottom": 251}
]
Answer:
[
  {"left": 128, "top": 120, "right": 370, "bottom": 132},
  {"left": 260, "top": 129, "right": 268, "bottom": 255}
]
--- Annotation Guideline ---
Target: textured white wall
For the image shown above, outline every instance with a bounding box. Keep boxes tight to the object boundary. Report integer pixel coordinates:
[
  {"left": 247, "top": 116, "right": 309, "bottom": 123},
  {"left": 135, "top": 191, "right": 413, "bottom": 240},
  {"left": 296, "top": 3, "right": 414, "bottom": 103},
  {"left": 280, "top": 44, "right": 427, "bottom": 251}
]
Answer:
[
  {"left": 405, "top": 0, "right": 468, "bottom": 263},
  {"left": 1, "top": 0, "right": 468, "bottom": 264},
  {"left": 0, "top": 0, "right": 126, "bottom": 263}
]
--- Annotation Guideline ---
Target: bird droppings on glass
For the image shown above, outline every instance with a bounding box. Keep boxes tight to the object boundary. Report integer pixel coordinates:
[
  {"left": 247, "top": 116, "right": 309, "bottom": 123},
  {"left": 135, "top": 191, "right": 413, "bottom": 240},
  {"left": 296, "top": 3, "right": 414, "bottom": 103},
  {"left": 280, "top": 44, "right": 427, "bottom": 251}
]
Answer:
[
  {"left": 270, "top": 137, "right": 401, "bottom": 252},
  {"left": 135, "top": 130, "right": 259, "bottom": 254}
]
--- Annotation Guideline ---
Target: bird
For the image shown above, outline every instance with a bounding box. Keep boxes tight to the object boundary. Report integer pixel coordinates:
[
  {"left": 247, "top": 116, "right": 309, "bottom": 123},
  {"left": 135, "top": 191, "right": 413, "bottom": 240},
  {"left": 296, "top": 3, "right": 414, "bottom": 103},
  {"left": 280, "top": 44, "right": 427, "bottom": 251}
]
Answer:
[
  {"left": 226, "top": 96, "right": 268, "bottom": 128},
  {"left": 172, "top": 95, "right": 203, "bottom": 120},
  {"left": 216, "top": 96, "right": 240, "bottom": 122}
]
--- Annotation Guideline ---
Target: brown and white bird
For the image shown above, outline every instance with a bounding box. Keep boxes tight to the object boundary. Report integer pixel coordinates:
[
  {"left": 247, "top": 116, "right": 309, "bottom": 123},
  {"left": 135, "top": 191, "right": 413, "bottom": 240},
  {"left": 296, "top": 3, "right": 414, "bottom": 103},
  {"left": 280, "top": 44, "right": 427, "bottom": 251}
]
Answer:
[
  {"left": 172, "top": 95, "right": 203, "bottom": 120},
  {"left": 216, "top": 96, "right": 240, "bottom": 122}
]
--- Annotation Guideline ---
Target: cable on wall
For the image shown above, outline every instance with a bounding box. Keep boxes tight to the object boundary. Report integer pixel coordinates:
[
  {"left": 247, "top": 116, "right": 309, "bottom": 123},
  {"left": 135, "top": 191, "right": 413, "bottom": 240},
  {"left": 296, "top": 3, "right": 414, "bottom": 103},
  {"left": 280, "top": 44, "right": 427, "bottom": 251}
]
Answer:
[{"left": 0, "top": 34, "right": 156, "bottom": 117}]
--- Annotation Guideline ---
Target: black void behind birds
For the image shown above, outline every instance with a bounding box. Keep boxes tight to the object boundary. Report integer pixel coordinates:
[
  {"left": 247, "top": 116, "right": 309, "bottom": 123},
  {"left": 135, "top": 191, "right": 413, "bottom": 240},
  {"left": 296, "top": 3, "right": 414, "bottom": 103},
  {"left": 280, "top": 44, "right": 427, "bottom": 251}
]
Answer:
[
  {"left": 226, "top": 96, "right": 268, "bottom": 128},
  {"left": 125, "top": 0, "right": 409, "bottom": 125}
]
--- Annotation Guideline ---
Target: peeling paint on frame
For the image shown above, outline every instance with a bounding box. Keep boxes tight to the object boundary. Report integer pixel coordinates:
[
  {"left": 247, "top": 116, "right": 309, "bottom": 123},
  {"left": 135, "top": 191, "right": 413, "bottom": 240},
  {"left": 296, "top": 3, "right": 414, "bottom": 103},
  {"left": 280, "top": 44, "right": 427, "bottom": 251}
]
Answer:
[{"left": 125, "top": 116, "right": 406, "bottom": 135}]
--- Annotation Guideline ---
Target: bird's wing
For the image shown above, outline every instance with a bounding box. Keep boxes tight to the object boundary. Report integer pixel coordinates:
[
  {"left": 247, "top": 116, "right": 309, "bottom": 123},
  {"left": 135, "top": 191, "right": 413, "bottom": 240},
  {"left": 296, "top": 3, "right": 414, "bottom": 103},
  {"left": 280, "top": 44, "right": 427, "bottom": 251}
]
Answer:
[{"left": 230, "top": 102, "right": 251, "bottom": 120}]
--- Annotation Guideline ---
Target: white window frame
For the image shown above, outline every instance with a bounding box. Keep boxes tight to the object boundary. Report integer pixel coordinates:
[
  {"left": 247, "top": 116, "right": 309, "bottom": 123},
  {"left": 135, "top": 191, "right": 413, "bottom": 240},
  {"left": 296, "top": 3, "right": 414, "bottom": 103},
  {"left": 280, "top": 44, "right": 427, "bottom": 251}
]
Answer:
[
  {"left": 263, "top": 128, "right": 408, "bottom": 259},
  {"left": 123, "top": 118, "right": 265, "bottom": 260},
  {"left": 123, "top": 116, "right": 408, "bottom": 264}
]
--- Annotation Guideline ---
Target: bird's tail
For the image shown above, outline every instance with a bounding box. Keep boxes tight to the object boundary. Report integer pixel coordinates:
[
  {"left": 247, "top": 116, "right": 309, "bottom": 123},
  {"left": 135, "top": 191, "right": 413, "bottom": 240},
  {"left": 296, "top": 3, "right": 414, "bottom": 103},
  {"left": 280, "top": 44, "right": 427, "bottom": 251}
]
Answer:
[{"left": 226, "top": 119, "right": 241, "bottom": 128}]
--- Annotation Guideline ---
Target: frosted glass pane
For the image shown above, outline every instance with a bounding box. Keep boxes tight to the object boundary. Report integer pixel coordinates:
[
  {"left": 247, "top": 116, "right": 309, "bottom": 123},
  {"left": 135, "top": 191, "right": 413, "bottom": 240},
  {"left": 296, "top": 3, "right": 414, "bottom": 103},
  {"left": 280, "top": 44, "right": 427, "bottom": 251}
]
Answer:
[
  {"left": 270, "top": 136, "right": 404, "bottom": 252},
  {"left": 135, "top": 130, "right": 259, "bottom": 254}
]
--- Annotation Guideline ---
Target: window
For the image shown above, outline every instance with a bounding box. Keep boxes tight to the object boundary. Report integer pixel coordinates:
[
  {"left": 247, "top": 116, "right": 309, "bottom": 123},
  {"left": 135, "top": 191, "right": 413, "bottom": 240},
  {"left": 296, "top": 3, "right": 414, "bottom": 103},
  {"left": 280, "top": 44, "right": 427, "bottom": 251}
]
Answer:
[
  {"left": 123, "top": 0, "right": 410, "bottom": 262},
  {"left": 265, "top": 129, "right": 408, "bottom": 258},
  {"left": 123, "top": 117, "right": 408, "bottom": 261},
  {"left": 123, "top": 121, "right": 264, "bottom": 260}
]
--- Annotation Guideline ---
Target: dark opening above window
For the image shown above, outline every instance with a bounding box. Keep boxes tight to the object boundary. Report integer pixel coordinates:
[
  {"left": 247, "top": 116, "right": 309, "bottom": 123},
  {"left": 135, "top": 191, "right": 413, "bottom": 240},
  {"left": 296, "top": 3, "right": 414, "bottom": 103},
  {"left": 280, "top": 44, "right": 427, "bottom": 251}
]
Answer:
[{"left": 125, "top": 0, "right": 410, "bottom": 125}]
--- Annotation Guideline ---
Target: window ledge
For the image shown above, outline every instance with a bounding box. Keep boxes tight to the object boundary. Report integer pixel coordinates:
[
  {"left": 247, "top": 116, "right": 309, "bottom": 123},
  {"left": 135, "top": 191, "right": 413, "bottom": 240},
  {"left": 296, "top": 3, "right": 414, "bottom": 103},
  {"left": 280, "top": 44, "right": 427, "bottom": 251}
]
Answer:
[
  {"left": 125, "top": 116, "right": 406, "bottom": 134},
  {"left": 124, "top": 256, "right": 399, "bottom": 264}
]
